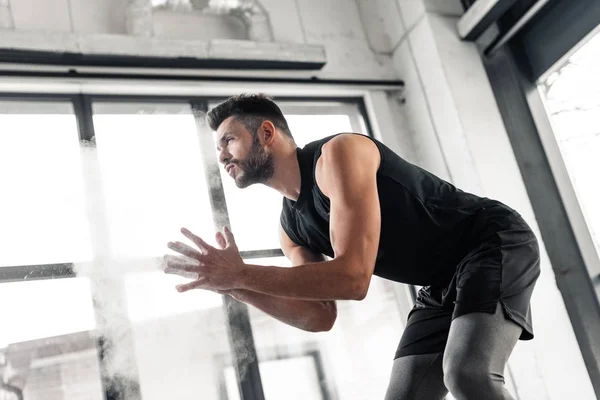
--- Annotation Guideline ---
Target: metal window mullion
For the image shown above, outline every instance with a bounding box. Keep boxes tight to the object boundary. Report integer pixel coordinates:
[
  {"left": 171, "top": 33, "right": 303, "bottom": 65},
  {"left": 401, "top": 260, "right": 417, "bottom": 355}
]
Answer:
[
  {"left": 190, "top": 100, "right": 265, "bottom": 400},
  {"left": 0, "top": 252, "right": 284, "bottom": 282},
  {"left": 72, "top": 95, "right": 142, "bottom": 400},
  {"left": 0, "top": 263, "right": 75, "bottom": 283},
  {"left": 240, "top": 249, "right": 284, "bottom": 259},
  {"left": 72, "top": 94, "right": 96, "bottom": 142}
]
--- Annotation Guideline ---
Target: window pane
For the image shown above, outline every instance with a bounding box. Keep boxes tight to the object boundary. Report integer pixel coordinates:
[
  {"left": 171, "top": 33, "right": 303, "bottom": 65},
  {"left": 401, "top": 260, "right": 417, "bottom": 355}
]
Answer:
[
  {"left": 0, "top": 278, "right": 102, "bottom": 400},
  {"left": 0, "top": 101, "right": 92, "bottom": 266},
  {"left": 124, "top": 271, "right": 233, "bottom": 400},
  {"left": 540, "top": 32, "right": 600, "bottom": 293},
  {"left": 93, "top": 102, "right": 235, "bottom": 399},
  {"left": 224, "top": 355, "right": 324, "bottom": 400},
  {"left": 92, "top": 103, "right": 215, "bottom": 259},
  {"left": 245, "top": 257, "right": 404, "bottom": 400},
  {"left": 125, "top": 271, "right": 223, "bottom": 323},
  {"left": 220, "top": 108, "right": 362, "bottom": 252}
]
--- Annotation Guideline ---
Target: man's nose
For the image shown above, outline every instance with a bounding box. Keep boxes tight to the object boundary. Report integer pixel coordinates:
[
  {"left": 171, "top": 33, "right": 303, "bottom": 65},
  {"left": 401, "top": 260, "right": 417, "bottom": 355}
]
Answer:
[{"left": 218, "top": 149, "right": 231, "bottom": 165}]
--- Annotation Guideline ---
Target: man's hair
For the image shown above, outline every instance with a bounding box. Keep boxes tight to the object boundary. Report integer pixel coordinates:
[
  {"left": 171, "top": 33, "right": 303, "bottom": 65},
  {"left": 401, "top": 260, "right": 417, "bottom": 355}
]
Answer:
[{"left": 206, "top": 93, "right": 294, "bottom": 140}]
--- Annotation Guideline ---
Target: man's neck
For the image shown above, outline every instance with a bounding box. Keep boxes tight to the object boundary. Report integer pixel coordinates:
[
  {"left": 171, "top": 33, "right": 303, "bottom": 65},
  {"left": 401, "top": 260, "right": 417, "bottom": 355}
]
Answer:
[{"left": 265, "top": 146, "right": 302, "bottom": 202}]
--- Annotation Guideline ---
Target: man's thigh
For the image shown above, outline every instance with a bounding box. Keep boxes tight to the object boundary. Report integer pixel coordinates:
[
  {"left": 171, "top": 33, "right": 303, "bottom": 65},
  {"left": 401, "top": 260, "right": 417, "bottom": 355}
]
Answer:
[
  {"left": 384, "top": 353, "right": 448, "bottom": 400},
  {"left": 443, "top": 304, "right": 523, "bottom": 399},
  {"left": 443, "top": 303, "right": 522, "bottom": 386}
]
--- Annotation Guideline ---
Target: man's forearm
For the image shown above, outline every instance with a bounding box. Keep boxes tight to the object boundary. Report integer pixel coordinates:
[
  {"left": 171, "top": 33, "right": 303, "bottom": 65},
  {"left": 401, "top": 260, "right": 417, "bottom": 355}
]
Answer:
[
  {"left": 228, "top": 289, "right": 336, "bottom": 332},
  {"left": 237, "top": 257, "right": 369, "bottom": 301}
]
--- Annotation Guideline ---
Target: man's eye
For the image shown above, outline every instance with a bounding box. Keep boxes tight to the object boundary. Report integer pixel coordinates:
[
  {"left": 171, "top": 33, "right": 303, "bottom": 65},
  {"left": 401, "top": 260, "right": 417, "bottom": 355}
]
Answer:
[{"left": 227, "top": 138, "right": 233, "bottom": 143}]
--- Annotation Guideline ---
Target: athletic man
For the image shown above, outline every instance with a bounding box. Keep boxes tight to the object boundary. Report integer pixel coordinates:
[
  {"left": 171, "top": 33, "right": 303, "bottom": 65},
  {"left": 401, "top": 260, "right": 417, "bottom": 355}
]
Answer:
[{"left": 164, "top": 94, "right": 540, "bottom": 399}]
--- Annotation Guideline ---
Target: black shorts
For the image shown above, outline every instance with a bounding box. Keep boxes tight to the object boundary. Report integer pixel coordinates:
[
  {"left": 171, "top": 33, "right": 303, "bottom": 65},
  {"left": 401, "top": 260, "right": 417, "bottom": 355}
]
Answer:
[{"left": 395, "top": 212, "right": 541, "bottom": 359}]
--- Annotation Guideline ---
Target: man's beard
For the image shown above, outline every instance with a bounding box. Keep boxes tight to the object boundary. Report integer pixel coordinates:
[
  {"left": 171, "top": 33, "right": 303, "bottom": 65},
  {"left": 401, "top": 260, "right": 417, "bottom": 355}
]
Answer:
[{"left": 234, "top": 136, "right": 275, "bottom": 188}]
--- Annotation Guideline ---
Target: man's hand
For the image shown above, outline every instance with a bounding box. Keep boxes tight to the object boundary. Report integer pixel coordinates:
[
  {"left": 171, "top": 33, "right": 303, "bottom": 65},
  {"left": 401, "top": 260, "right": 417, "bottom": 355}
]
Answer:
[{"left": 164, "top": 226, "right": 246, "bottom": 293}]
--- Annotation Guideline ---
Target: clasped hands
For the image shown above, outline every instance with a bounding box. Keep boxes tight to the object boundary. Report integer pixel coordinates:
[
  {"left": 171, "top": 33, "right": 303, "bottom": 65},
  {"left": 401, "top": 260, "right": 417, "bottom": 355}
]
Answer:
[{"left": 164, "top": 227, "right": 246, "bottom": 294}]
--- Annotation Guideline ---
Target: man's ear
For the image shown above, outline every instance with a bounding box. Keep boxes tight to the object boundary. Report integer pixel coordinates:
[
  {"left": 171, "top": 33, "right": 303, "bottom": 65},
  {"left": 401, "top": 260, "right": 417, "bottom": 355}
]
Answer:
[{"left": 260, "top": 120, "right": 276, "bottom": 145}]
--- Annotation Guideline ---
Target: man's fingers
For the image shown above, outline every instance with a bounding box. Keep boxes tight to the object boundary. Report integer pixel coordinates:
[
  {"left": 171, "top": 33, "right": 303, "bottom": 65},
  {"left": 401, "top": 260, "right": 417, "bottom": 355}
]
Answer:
[
  {"left": 181, "top": 228, "right": 215, "bottom": 253},
  {"left": 215, "top": 232, "right": 227, "bottom": 249},
  {"left": 168, "top": 241, "right": 204, "bottom": 261},
  {"left": 164, "top": 254, "right": 200, "bottom": 266},
  {"left": 164, "top": 254, "right": 202, "bottom": 272},
  {"left": 164, "top": 266, "right": 199, "bottom": 280},
  {"left": 176, "top": 279, "right": 206, "bottom": 293},
  {"left": 223, "top": 226, "right": 236, "bottom": 247}
]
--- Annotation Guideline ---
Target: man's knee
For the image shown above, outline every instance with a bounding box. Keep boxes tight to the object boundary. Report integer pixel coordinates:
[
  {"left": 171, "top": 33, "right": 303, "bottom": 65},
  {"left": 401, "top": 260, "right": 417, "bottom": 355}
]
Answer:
[
  {"left": 443, "top": 359, "right": 504, "bottom": 399},
  {"left": 385, "top": 354, "right": 447, "bottom": 400}
]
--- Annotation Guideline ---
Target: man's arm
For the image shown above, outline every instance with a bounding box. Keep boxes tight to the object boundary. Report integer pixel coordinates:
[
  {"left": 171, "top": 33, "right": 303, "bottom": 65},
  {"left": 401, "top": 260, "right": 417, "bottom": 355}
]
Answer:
[
  {"left": 237, "top": 134, "right": 381, "bottom": 300},
  {"left": 225, "top": 225, "right": 337, "bottom": 332}
]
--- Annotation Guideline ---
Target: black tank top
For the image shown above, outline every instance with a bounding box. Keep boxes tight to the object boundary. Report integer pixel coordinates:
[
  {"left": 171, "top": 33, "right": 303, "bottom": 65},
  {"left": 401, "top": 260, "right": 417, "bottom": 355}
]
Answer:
[{"left": 280, "top": 134, "right": 519, "bottom": 286}]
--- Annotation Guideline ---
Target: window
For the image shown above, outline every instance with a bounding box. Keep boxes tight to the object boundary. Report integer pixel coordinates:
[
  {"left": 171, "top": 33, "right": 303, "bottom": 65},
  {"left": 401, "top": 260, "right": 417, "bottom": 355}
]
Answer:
[
  {"left": 539, "top": 30, "right": 600, "bottom": 298},
  {"left": 0, "top": 94, "right": 408, "bottom": 400},
  {"left": 0, "top": 98, "right": 238, "bottom": 400},
  {"left": 222, "top": 353, "right": 325, "bottom": 400}
]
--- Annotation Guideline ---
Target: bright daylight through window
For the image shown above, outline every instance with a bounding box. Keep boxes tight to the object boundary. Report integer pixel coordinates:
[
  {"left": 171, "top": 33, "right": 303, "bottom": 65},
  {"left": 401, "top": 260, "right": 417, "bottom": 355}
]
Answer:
[{"left": 540, "top": 30, "right": 600, "bottom": 297}]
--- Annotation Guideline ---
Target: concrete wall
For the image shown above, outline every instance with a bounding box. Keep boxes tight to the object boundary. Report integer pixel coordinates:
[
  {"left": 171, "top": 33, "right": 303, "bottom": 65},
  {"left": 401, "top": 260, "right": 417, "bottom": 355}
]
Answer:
[
  {"left": 152, "top": 9, "right": 247, "bottom": 40},
  {"left": 0, "top": 0, "right": 396, "bottom": 80}
]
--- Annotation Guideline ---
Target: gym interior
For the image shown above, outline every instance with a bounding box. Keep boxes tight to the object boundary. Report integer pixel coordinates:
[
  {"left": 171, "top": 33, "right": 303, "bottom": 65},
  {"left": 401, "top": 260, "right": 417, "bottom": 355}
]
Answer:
[{"left": 0, "top": 0, "right": 599, "bottom": 399}]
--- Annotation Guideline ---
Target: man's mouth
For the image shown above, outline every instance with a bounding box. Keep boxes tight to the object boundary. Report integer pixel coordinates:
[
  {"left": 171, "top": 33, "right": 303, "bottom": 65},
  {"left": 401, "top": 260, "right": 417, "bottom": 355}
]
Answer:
[{"left": 226, "top": 164, "right": 236, "bottom": 175}]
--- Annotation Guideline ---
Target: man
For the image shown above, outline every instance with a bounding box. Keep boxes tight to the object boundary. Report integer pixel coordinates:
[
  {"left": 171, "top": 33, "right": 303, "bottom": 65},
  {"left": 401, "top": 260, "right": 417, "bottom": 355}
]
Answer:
[{"left": 164, "top": 94, "right": 540, "bottom": 399}]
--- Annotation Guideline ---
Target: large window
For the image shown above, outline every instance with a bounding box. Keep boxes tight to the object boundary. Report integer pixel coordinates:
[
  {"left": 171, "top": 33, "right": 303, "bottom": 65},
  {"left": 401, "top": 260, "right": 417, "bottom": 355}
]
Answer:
[
  {"left": 539, "top": 30, "right": 600, "bottom": 299},
  {"left": 0, "top": 94, "right": 409, "bottom": 400},
  {"left": 0, "top": 97, "right": 237, "bottom": 400}
]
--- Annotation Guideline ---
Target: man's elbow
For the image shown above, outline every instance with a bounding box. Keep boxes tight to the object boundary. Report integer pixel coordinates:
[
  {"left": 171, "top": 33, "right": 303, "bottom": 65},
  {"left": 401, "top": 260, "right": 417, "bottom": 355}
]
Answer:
[
  {"left": 350, "top": 284, "right": 368, "bottom": 301},
  {"left": 348, "top": 271, "right": 371, "bottom": 301},
  {"left": 336, "top": 257, "right": 373, "bottom": 300}
]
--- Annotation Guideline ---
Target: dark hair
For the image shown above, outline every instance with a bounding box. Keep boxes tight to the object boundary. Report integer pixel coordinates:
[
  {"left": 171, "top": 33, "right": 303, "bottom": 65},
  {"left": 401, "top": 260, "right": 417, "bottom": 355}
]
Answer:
[{"left": 206, "top": 93, "right": 294, "bottom": 140}]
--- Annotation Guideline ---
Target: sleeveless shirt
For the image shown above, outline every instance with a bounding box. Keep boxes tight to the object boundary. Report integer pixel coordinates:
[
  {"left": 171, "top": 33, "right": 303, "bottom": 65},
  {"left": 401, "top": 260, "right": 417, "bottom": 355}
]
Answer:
[{"left": 280, "top": 134, "right": 519, "bottom": 286}]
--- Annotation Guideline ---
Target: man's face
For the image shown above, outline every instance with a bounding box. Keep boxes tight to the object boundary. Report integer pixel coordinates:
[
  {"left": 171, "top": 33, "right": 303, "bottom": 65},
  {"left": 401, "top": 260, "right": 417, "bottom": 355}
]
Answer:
[{"left": 216, "top": 116, "right": 275, "bottom": 188}]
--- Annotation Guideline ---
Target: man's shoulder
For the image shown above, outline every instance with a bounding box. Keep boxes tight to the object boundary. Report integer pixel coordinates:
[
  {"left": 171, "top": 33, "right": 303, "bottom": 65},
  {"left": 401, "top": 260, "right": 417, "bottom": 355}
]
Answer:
[
  {"left": 317, "top": 134, "right": 381, "bottom": 173},
  {"left": 303, "top": 134, "right": 340, "bottom": 152}
]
